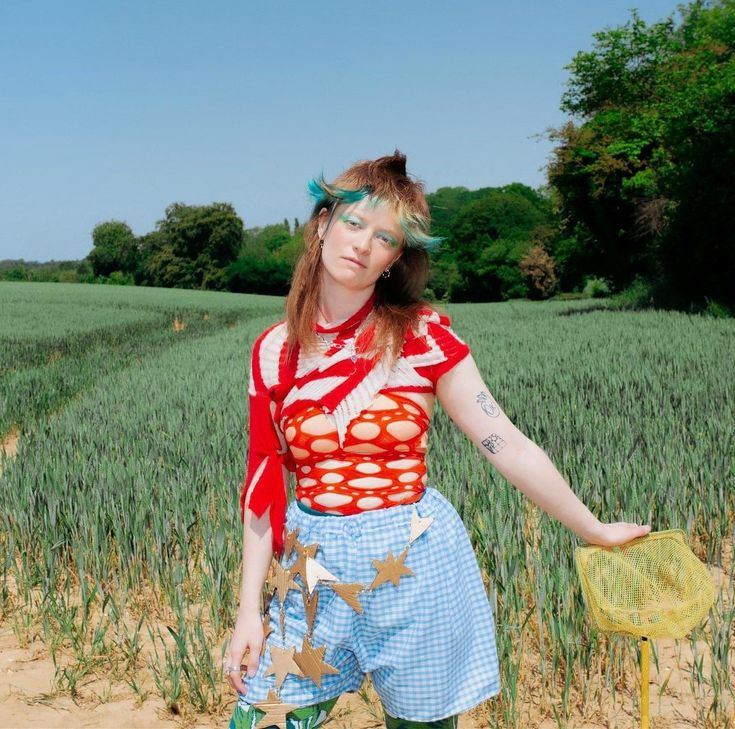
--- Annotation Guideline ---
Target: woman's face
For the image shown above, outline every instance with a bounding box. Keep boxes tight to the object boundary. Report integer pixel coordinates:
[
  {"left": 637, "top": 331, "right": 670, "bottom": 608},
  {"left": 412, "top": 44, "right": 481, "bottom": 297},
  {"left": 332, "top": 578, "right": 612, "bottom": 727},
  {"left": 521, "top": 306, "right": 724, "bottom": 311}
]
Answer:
[{"left": 317, "top": 197, "right": 404, "bottom": 292}]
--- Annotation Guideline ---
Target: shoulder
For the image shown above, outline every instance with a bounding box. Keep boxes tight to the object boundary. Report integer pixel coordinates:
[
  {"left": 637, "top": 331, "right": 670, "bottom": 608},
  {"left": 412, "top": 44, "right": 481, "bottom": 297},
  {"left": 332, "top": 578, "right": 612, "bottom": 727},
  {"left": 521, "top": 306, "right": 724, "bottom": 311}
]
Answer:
[
  {"left": 409, "top": 305, "right": 468, "bottom": 348},
  {"left": 252, "top": 319, "right": 288, "bottom": 355},
  {"left": 399, "top": 305, "right": 471, "bottom": 387},
  {"left": 249, "top": 320, "right": 288, "bottom": 394}
]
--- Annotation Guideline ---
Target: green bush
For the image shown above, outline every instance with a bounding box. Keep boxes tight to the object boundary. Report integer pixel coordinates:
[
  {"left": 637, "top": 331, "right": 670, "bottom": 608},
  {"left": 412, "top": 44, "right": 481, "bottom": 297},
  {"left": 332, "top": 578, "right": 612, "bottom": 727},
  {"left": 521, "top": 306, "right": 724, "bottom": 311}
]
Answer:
[
  {"left": 608, "top": 275, "right": 656, "bottom": 311},
  {"left": 95, "top": 271, "right": 136, "bottom": 286},
  {"left": 703, "top": 298, "right": 734, "bottom": 319},
  {"left": 58, "top": 270, "right": 79, "bottom": 284},
  {"left": 582, "top": 276, "right": 610, "bottom": 298}
]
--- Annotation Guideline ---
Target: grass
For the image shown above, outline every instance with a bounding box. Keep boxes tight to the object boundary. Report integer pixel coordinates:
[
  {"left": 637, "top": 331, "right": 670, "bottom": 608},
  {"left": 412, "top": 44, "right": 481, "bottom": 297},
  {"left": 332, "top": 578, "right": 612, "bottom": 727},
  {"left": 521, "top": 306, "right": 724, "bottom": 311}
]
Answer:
[{"left": 1, "top": 281, "right": 732, "bottom": 727}]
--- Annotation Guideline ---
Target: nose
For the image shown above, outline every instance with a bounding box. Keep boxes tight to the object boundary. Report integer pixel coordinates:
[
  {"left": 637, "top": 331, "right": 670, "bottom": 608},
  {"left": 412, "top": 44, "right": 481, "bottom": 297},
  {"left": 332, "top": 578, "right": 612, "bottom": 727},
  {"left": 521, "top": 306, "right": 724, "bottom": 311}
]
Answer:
[{"left": 352, "top": 229, "right": 372, "bottom": 255}]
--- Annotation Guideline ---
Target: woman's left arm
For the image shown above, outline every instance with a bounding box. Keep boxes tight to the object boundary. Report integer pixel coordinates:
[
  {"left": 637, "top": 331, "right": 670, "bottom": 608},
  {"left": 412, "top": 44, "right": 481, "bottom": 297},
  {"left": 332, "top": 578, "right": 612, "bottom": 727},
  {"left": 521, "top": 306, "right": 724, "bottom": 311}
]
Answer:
[{"left": 435, "top": 353, "right": 651, "bottom": 547}]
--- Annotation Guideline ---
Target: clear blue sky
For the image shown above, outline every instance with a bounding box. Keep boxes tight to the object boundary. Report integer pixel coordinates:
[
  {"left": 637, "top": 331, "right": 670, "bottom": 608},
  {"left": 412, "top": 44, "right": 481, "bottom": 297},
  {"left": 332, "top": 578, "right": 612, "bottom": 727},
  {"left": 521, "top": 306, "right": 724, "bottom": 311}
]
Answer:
[{"left": 0, "top": 0, "right": 680, "bottom": 262}]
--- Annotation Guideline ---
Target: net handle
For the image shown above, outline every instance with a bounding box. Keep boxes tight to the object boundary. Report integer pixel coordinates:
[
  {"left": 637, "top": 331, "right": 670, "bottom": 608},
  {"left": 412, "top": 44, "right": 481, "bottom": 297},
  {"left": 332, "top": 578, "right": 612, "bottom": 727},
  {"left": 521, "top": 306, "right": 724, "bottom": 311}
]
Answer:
[{"left": 641, "top": 636, "right": 649, "bottom": 729}]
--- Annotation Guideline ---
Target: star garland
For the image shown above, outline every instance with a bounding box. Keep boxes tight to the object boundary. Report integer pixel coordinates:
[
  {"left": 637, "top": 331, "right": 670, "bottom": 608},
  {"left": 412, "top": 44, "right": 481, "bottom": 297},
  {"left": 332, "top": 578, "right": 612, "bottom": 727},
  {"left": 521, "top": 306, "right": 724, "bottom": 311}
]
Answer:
[
  {"left": 250, "top": 506, "right": 434, "bottom": 722},
  {"left": 264, "top": 644, "right": 304, "bottom": 688},
  {"left": 369, "top": 547, "right": 413, "bottom": 589},
  {"left": 250, "top": 688, "right": 300, "bottom": 729}
]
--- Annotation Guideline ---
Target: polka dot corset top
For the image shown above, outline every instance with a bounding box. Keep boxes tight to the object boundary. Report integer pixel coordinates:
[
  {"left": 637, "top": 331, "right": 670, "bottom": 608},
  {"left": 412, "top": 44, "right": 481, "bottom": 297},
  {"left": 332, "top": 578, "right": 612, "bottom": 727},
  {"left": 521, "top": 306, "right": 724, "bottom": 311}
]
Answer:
[{"left": 282, "top": 391, "right": 430, "bottom": 514}]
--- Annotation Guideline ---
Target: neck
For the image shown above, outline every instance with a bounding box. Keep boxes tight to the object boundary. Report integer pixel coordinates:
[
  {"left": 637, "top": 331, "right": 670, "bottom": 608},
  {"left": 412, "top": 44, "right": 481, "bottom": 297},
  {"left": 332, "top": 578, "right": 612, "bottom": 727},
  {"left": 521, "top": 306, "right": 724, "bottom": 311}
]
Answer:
[{"left": 317, "top": 278, "right": 375, "bottom": 325}]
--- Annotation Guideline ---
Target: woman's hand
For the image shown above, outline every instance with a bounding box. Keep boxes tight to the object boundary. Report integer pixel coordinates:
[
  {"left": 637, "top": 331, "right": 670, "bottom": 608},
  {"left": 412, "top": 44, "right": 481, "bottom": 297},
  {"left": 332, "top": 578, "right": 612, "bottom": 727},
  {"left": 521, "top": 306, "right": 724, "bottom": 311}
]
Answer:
[
  {"left": 223, "top": 612, "right": 265, "bottom": 695},
  {"left": 585, "top": 521, "right": 652, "bottom": 547}
]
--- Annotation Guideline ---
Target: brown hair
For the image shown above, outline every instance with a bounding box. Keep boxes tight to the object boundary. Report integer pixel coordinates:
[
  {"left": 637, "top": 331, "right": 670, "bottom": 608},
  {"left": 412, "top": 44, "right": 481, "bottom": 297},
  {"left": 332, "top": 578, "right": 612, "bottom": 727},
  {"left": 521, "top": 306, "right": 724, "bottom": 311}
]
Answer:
[{"left": 285, "top": 149, "right": 440, "bottom": 367}]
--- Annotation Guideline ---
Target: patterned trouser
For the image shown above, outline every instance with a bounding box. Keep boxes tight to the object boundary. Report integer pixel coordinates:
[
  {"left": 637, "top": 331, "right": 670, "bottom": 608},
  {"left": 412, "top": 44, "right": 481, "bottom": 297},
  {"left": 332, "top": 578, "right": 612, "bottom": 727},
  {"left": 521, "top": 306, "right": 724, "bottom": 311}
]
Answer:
[
  {"left": 228, "top": 696, "right": 459, "bottom": 729},
  {"left": 236, "top": 487, "right": 500, "bottom": 720}
]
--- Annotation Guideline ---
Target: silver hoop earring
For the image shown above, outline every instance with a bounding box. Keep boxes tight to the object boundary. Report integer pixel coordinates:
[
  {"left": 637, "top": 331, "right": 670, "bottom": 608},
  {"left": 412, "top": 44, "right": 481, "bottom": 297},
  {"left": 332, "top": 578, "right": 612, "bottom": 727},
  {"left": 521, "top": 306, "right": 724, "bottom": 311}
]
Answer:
[{"left": 381, "top": 267, "right": 391, "bottom": 279}]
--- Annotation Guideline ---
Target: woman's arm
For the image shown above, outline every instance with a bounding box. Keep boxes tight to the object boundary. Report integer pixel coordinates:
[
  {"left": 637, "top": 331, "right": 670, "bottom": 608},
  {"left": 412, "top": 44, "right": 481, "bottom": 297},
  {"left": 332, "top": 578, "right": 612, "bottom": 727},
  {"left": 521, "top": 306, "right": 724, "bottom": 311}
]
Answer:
[
  {"left": 226, "top": 462, "right": 291, "bottom": 691},
  {"left": 236, "top": 464, "right": 276, "bottom": 619},
  {"left": 435, "top": 353, "right": 651, "bottom": 546},
  {"left": 227, "top": 323, "right": 292, "bottom": 692}
]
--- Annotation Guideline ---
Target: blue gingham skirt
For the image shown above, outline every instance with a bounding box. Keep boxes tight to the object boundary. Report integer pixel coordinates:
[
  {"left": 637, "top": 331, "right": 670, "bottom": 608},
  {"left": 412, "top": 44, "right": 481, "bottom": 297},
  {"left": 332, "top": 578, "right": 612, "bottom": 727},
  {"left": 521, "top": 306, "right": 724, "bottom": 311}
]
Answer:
[{"left": 236, "top": 486, "right": 500, "bottom": 722}]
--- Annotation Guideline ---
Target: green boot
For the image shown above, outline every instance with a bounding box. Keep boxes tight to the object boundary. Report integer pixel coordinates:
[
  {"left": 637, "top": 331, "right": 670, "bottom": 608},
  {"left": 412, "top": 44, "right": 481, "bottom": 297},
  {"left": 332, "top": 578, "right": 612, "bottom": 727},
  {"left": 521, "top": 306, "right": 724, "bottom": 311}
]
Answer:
[
  {"left": 383, "top": 708, "right": 459, "bottom": 729},
  {"left": 229, "top": 695, "right": 339, "bottom": 729}
]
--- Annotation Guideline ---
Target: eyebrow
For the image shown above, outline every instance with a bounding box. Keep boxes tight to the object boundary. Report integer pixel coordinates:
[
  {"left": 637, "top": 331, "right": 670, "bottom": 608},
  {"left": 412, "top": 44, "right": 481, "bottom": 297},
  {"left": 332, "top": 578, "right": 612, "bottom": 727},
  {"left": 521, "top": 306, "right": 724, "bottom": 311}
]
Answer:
[{"left": 346, "top": 213, "right": 402, "bottom": 241}]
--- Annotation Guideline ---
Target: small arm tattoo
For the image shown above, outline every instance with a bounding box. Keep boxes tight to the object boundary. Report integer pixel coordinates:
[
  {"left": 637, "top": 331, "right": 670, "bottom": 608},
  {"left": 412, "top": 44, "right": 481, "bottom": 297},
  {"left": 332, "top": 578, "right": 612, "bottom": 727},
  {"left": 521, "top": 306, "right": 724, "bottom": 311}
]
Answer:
[
  {"left": 482, "top": 433, "right": 507, "bottom": 455},
  {"left": 476, "top": 391, "right": 500, "bottom": 418}
]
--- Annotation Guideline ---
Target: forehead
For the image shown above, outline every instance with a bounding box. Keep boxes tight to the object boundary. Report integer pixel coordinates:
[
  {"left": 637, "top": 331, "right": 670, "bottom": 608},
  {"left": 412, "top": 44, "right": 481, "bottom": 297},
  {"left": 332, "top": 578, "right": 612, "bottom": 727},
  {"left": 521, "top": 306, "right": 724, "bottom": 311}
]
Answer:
[{"left": 341, "top": 197, "right": 402, "bottom": 236}]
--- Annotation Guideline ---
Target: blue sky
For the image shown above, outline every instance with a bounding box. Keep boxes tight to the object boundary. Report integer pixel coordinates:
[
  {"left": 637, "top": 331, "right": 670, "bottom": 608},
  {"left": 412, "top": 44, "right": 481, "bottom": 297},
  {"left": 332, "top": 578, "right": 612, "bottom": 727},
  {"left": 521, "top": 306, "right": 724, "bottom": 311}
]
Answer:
[{"left": 0, "top": 0, "right": 680, "bottom": 262}]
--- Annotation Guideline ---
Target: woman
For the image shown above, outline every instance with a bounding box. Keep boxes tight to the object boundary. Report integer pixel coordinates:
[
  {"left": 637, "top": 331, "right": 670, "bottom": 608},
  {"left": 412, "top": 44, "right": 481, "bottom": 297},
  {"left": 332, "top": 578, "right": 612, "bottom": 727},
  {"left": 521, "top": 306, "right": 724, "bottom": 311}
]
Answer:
[{"left": 224, "top": 150, "right": 650, "bottom": 729}]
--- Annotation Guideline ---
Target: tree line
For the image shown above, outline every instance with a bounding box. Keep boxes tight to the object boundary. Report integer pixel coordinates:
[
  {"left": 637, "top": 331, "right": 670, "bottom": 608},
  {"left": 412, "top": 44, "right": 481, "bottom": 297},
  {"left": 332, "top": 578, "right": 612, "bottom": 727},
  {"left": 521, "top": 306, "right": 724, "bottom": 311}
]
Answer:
[{"left": 3, "top": 0, "right": 732, "bottom": 315}]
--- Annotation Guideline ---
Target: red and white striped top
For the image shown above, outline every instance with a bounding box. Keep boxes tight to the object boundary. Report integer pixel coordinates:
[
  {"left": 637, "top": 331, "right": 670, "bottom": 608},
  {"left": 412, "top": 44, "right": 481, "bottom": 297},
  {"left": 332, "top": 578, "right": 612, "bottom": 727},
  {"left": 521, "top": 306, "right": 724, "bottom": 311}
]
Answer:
[{"left": 239, "top": 294, "right": 471, "bottom": 556}]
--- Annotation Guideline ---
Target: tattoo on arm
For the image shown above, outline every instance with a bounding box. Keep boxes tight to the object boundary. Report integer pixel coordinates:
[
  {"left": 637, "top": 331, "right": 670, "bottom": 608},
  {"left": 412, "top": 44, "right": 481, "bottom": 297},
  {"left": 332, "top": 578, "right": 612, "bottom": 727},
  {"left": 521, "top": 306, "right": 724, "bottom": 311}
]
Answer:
[
  {"left": 476, "top": 391, "right": 500, "bottom": 418},
  {"left": 482, "top": 433, "right": 507, "bottom": 455}
]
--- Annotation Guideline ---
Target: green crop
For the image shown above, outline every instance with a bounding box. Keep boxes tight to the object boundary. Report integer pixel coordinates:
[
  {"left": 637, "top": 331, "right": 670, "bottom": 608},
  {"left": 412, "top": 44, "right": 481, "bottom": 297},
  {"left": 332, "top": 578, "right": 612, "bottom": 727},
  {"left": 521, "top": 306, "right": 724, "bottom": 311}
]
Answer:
[{"left": 1, "top": 282, "right": 732, "bottom": 726}]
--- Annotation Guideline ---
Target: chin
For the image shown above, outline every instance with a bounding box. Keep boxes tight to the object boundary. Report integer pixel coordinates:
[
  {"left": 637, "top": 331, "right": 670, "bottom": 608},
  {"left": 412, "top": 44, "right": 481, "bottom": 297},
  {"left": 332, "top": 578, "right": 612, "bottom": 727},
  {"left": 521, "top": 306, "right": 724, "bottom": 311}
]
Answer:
[{"left": 324, "top": 267, "right": 371, "bottom": 288}]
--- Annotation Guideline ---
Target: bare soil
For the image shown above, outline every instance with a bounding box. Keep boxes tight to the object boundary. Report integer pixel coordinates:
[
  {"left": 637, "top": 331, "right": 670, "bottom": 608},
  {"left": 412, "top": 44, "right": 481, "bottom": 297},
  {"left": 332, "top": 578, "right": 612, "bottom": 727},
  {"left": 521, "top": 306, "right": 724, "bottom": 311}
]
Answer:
[{"left": 0, "top": 428, "right": 19, "bottom": 474}]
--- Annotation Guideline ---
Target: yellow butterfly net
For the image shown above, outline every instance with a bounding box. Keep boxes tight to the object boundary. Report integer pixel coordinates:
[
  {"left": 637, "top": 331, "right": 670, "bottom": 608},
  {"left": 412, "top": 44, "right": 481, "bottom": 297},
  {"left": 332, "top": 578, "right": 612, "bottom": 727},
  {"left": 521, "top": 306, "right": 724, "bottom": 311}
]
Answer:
[
  {"left": 574, "top": 528, "right": 716, "bottom": 729},
  {"left": 574, "top": 528, "right": 715, "bottom": 639}
]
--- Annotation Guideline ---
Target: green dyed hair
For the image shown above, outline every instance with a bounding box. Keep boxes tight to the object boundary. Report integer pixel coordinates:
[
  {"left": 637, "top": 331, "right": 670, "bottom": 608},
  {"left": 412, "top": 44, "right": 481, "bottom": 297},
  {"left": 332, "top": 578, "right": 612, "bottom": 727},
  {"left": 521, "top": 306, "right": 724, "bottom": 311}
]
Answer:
[{"left": 306, "top": 169, "right": 444, "bottom": 253}]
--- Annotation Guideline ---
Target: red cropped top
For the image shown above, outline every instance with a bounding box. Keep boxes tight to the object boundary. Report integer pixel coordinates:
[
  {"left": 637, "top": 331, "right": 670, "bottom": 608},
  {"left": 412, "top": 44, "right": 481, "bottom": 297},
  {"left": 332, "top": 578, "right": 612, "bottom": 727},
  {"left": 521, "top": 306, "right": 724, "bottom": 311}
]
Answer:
[
  {"left": 283, "top": 391, "right": 430, "bottom": 514},
  {"left": 239, "top": 293, "right": 471, "bottom": 556}
]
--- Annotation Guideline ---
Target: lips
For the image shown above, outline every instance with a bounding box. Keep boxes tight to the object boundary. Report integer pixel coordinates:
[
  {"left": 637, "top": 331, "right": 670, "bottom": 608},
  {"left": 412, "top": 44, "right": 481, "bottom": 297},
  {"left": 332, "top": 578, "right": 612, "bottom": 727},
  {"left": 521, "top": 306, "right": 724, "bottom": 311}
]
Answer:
[{"left": 342, "top": 257, "right": 366, "bottom": 268}]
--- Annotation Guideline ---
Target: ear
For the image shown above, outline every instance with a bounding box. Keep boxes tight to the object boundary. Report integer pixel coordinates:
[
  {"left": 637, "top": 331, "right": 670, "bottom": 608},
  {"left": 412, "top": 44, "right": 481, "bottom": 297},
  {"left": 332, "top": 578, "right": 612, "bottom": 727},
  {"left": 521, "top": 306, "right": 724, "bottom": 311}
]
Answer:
[{"left": 317, "top": 208, "right": 328, "bottom": 239}]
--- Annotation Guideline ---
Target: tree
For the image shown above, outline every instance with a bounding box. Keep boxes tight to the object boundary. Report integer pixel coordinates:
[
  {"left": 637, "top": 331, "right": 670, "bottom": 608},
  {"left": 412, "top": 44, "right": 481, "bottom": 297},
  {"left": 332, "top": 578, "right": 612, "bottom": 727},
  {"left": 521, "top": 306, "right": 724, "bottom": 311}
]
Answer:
[
  {"left": 256, "top": 224, "right": 291, "bottom": 253},
  {"left": 87, "top": 221, "right": 138, "bottom": 277},
  {"left": 432, "top": 186, "right": 549, "bottom": 301},
  {"left": 149, "top": 202, "right": 244, "bottom": 290},
  {"left": 520, "top": 246, "right": 559, "bottom": 299},
  {"left": 274, "top": 227, "right": 305, "bottom": 269},
  {"left": 548, "top": 0, "right": 735, "bottom": 309},
  {"left": 225, "top": 255, "right": 292, "bottom": 295}
]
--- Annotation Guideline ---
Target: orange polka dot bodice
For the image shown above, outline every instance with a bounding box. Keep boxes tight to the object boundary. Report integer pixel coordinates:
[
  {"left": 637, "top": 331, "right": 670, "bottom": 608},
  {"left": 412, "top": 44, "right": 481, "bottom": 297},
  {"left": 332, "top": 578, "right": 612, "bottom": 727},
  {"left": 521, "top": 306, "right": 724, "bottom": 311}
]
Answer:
[{"left": 282, "top": 391, "right": 430, "bottom": 514}]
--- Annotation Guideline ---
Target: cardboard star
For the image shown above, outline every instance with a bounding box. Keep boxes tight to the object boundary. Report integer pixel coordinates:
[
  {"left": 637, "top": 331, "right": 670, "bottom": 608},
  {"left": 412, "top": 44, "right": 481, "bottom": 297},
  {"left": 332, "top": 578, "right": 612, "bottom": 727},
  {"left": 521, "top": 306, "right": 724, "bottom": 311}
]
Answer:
[
  {"left": 409, "top": 508, "right": 434, "bottom": 544},
  {"left": 272, "top": 562, "right": 300, "bottom": 604},
  {"left": 302, "top": 587, "right": 319, "bottom": 633},
  {"left": 283, "top": 527, "right": 300, "bottom": 560},
  {"left": 304, "top": 556, "right": 340, "bottom": 594},
  {"left": 252, "top": 688, "right": 300, "bottom": 729},
  {"left": 263, "top": 644, "right": 304, "bottom": 689},
  {"left": 290, "top": 542, "right": 319, "bottom": 583},
  {"left": 329, "top": 583, "right": 365, "bottom": 613},
  {"left": 370, "top": 547, "right": 413, "bottom": 590},
  {"left": 292, "top": 635, "right": 340, "bottom": 687}
]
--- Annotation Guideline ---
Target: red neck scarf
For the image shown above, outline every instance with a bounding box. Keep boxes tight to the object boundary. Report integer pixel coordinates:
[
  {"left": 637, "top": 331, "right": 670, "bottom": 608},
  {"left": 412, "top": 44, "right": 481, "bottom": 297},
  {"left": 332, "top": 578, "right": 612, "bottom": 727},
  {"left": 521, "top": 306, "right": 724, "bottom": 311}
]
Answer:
[
  {"left": 277, "top": 291, "right": 388, "bottom": 445},
  {"left": 242, "top": 291, "right": 388, "bottom": 557}
]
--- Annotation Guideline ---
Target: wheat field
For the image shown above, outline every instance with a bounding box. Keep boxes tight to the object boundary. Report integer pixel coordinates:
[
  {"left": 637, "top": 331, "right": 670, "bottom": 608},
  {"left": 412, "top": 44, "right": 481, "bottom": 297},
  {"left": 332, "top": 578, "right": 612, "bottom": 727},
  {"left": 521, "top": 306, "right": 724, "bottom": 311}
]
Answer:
[{"left": 1, "top": 281, "right": 732, "bottom": 728}]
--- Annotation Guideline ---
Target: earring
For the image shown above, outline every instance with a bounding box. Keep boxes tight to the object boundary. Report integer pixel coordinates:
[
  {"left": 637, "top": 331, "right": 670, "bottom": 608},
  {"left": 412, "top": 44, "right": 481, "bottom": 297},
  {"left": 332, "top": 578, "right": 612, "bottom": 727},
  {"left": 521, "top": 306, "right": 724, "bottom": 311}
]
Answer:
[
  {"left": 319, "top": 239, "right": 324, "bottom": 248},
  {"left": 381, "top": 267, "right": 391, "bottom": 279}
]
